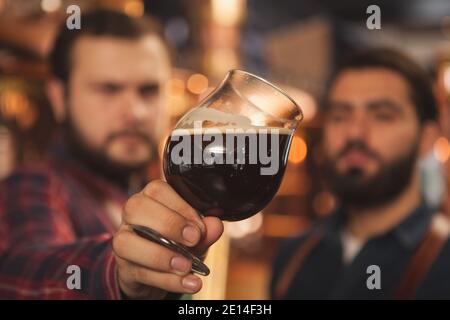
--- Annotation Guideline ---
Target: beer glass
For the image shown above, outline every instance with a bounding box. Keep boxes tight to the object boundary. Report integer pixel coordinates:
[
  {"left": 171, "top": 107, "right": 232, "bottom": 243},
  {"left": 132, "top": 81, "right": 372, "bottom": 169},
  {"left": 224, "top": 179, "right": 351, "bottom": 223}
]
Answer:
[{"left": 132, "top": 70, "right": 302, "bottom": 276}]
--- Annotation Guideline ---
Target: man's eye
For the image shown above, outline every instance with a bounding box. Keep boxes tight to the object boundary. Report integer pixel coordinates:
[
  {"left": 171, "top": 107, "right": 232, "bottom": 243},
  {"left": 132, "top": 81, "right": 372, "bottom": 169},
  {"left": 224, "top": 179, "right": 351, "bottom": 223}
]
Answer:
[
  {"left": 139, "top": 84, "right": 159, "bottom": 95},
  {"left": 139, "top": 85, "right": 160, "bottom": 97},
  {"left": 374, "top": 112, "right": 395, "bottom": 121},
  {"left": 328, "top": 112, "right": 348, "bottom": 122},
  {"left": 98, "top": 84, "right": 120, "bottom": 94}
]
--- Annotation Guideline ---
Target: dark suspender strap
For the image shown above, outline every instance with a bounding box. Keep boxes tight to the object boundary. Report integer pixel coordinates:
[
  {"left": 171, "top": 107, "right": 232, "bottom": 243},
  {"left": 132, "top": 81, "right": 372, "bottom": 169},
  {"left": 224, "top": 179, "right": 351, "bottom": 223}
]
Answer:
[
  {"left": 273, "top": 231, "right": 323, "bottom": 299},
  {"left": 395, "top": 213, "right": 450, "bottom": 299}
]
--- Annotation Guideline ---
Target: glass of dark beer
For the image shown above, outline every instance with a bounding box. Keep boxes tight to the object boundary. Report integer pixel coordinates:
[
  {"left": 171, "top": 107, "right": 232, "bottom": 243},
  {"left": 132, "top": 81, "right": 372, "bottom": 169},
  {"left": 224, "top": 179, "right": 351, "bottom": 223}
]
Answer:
[{"left": 132, "top": 70, "right": 302, "bottom": 276}]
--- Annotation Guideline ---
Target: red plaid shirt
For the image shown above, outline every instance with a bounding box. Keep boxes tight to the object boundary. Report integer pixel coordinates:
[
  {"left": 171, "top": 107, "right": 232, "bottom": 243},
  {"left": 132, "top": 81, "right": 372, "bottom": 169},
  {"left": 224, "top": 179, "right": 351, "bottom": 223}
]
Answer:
[{"left": 0, "top": 146, "right": 137, "bottom": 299}]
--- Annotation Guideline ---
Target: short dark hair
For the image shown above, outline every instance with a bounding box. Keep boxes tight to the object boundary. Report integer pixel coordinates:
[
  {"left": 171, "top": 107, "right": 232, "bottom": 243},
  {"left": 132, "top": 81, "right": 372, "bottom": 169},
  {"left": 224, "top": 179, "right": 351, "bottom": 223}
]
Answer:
[
  {"left": 327, "top": 48, "right": 438, "bottom": 124},
  {"left": 49, "top": 9, "right": 166, "bottom": 83}
]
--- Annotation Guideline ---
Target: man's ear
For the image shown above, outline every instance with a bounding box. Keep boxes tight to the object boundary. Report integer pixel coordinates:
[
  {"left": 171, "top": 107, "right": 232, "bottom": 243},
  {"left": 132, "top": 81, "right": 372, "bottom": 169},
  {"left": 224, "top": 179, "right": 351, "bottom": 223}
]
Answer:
[
  {"left": 419, "top": 120, "right": 441, "bottom": 157},
  {"left": 46, "top": 78, "right": 66, "bottom": 123}
]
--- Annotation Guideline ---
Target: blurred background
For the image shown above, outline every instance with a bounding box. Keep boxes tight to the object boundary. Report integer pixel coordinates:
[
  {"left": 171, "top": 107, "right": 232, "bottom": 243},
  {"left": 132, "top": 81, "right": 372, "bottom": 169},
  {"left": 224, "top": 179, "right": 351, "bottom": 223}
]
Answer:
[{"left": 1, "top": 0, "right": 450, "bottom": 299}]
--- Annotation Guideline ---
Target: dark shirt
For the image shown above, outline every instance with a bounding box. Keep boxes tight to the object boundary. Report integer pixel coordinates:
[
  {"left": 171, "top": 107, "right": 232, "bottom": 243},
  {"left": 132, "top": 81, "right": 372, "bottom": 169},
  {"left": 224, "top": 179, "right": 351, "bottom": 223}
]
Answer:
[
  {"left": 271, "top": 203, "right": 450, "bottom": 299},
  {"left": 0, "top": 144, "right": 134, "bottom": 299}
]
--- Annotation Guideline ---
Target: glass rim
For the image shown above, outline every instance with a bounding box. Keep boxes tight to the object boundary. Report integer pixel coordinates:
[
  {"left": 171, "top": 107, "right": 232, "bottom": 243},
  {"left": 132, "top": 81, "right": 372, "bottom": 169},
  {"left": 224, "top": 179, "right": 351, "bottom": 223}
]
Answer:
[{"left": 228, "top": 69, "right": 304, "bottom": 122}]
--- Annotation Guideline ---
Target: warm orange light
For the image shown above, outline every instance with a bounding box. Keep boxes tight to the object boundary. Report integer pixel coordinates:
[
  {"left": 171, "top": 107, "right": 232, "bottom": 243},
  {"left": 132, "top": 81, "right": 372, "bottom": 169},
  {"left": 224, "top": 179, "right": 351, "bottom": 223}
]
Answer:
[
  {"left": 41, "top": 0, "right": 62, "bottom": 12},
  {"left": 124, "top": 0, "right": 144, "bottom": 17},
  {"left": 1, "top": 90, "right": 27, "bottom": 118},
  {"left": 211, "top": 0, "right": 245, "bottom": 26},
  {"left": 434, "top": 136, "right": 450, "bottom": 163},
  {"left": 0, "top": 90, "right": 37, "bottom": 129},
  {"left": 187, "top": 74, "right": 209, "bottom": 95},
  {"left": 288, "top": 135, "right": 307, "bottom": 164}
]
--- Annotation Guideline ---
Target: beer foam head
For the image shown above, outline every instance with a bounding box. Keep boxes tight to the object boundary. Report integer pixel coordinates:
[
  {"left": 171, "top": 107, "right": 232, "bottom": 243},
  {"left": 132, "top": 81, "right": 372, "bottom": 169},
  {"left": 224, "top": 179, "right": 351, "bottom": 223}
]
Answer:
[
  {"left": 173, "top": 107, "right": 294, "bottom": 136},
  {"left": 171, "top": 126, "right": 293, "bottom": 136},
  {"left": 177, "top": 108, "right": 253, "bottom": 128}
]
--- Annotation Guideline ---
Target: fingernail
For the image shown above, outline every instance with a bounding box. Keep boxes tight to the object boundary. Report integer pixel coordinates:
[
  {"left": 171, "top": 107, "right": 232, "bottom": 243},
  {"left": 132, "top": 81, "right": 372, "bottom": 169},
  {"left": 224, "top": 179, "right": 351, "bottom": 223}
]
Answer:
[
  {"left": 182, "top": 224, "right": 200, "bottom": 244},
  {"left": 171, "top": 256, "right": 190, "bottom": 274},
  {"left": 182, "top": 275, "right": 201, "bottom": 292}
]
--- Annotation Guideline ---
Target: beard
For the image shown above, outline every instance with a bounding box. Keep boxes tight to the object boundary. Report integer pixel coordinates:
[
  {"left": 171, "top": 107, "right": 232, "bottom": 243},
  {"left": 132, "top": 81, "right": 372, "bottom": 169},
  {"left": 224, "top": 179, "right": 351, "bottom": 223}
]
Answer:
[
  {"left": 323, "top": 140, "right": 419, "bottom": 209},
  {"left": 61, "top": 114, "right": 159, "bottom": 189}
]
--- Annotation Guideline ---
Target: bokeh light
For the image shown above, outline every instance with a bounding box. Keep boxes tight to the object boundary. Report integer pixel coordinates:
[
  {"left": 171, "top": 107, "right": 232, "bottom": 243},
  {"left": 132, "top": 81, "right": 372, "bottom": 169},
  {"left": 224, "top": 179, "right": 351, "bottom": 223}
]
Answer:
[
  {"left": 40, "top": 0, "right": 61, "bottom": 13},
  {"left": 434, "top": 136, "right": 450, "bottom": 163},
  {"left": 124, "top": 0, "right": 144, "bottom": 17},
  {"left": 187, "top": 74, "right": 209, "bottom": 95},
  {"left": 288, "top": 135, "right": 307, "bottom": 164}
]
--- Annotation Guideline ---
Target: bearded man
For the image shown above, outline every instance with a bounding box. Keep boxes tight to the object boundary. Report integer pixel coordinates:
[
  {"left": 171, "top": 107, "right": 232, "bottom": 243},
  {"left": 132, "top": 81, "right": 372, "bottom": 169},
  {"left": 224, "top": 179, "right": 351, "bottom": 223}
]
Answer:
[{"left": 271, "top": 48, "right": 450, "bottom": 299}]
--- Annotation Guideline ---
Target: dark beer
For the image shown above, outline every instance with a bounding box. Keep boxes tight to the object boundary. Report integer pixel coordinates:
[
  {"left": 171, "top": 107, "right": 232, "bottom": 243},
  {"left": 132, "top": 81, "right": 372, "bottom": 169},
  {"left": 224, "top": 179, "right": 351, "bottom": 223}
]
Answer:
[{"left": 163, "top": 127, "right": 293, "bottom": 221}]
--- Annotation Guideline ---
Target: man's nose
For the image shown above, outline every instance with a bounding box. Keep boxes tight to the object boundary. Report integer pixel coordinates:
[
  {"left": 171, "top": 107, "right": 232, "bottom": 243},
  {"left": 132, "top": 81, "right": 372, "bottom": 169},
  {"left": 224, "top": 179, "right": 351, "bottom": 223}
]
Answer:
[
  {"left": 346, "top": 114, "right": 368, "bottom": 140},
  {"left": 121, "top": 90, "right": 149, "bottom": 122}
]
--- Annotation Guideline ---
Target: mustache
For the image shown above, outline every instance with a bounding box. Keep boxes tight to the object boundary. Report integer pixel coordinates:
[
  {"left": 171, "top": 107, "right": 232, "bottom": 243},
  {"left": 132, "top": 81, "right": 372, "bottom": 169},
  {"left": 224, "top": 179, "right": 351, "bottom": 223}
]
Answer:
[
  {"left": 335, "top": 140, "right": 381, "bottom": 162},
  {"left": 106, "top": 129, "right": 152, "bottom": 145}
]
